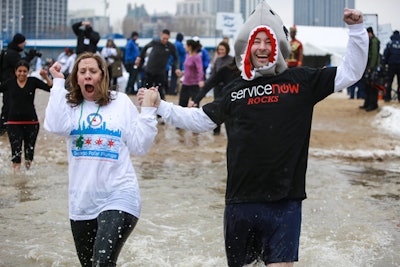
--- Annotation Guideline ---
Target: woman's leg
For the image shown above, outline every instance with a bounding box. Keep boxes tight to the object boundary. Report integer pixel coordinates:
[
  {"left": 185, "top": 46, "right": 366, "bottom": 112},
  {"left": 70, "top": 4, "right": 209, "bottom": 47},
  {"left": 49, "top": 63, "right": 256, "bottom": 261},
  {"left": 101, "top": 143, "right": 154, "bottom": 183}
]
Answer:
[
  {"left": 70, "top": 218, "right": 98, "bottom": 266},
  {"left": 23, "top": 124, "right": 39, "bottom": 169},
  {"left": 7, "top": 124, "right": 23, "bottom": 164},
  {"left": 92, "top": 210, "right": 138, "bottom": 266},
  {"left": 179, "top": 85, "right": 191, "bottom": 107}
]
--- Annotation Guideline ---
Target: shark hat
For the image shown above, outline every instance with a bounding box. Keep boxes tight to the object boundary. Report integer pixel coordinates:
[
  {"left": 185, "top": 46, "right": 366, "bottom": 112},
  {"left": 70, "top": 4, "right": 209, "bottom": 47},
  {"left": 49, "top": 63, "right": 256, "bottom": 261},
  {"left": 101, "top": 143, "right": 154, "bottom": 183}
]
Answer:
[{"left": 234, "top": 1, "right": 290, "bottom": 80}]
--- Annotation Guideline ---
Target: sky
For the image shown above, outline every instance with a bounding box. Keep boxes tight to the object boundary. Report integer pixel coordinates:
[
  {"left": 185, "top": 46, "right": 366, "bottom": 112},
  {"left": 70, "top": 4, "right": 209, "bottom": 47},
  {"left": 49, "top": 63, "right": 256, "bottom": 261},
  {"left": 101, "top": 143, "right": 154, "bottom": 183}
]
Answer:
[{"left": 68, "top": 0, "right": 400, "bottom": 33}]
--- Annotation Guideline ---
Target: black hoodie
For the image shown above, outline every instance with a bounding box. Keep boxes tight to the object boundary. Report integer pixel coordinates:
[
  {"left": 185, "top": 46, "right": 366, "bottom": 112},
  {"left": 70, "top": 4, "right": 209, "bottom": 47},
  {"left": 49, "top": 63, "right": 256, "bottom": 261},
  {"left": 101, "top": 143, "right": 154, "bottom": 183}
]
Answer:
[{"left": 1, "top": 41, "right": 35, "bottom": 83}]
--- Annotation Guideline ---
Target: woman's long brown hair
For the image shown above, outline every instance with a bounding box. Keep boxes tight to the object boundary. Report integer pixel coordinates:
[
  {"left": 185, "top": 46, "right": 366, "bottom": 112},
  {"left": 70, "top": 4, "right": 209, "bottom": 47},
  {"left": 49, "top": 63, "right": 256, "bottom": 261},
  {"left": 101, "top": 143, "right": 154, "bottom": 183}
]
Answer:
[{"left": 66, "top": 52, "right": 113, "bottom": 107}]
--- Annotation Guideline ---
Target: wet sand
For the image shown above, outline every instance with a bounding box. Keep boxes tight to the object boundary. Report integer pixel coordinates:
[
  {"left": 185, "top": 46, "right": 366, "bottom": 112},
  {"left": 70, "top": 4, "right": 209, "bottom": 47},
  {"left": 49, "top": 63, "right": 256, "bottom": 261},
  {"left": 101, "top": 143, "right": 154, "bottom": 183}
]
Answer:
[
  {"left": 4, "top": 89, "right": 400, "bottom": 167},
  {"left": 144, "top": 91, "right": 400, "bottom": 163}
]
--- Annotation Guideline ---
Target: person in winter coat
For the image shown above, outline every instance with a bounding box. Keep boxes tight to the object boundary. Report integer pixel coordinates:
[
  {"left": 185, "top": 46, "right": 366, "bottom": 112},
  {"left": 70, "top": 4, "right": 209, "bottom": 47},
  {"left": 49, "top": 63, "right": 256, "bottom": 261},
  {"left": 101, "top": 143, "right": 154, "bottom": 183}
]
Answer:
[
  {"left": 135, "top": 29, "right": 181, "bottom": 100},
  {"left": 72, "top": 21, "right": 100, "bottom": 55},
  {"left": 0, "top": 33, "right": 41, "bottom": 135},
  {"left": 101, "top": 39, "right": 123, "bottom": 87},
  {"left": 359, "top": 26, "right": 380, "bottom": 111},
  {"left": 382, "top": 30, "right": 400, "bottom": 101}
]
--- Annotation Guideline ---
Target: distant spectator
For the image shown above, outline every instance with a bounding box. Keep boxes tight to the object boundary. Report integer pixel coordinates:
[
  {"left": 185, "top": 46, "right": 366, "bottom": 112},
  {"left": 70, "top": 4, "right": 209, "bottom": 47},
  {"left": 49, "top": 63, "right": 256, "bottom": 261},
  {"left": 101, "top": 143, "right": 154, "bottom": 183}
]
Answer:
[
  {"left": 360, "top": 27, "right": 380, "bottom": 111},
  {"left": 72, "top": 21, "right": 100, "bottom": 55},
  {"left": 64, "top": 49, "right": 76, "bottom": 78},
  {"left": 124, "top": 31, "right": 140, "bottom": 94},
  {"left": 101, "top": 39, "right": 123, "bottom": 87},
  {"left": 382, "top": 30, "right": 400, "bottom": 102},
  {"left": 347, "top": 79, "right": 364, "bottom": 99},
  {"left": 193, "top": 36, "right": 210, "bottom": 80},
  {"left": 178, "top": 39, "right": 203, "bottom": 108},
  {"left": 58, "top": 48, "right": 75, "bottom": 76},
  {"left": 286, "top": 25, "right": 303, "bottom": 68},
  {"left": 57, "top": 48, "right": 71, "bottom": 71},
  {"left": 168, "top": 32, "right": 186, "bottom": 95},
  {"left": 208, "top": 41, "right": 233, "bottom": 135},
  {"left": 135, "top": 29, "right": 181, "bottom": 100}
]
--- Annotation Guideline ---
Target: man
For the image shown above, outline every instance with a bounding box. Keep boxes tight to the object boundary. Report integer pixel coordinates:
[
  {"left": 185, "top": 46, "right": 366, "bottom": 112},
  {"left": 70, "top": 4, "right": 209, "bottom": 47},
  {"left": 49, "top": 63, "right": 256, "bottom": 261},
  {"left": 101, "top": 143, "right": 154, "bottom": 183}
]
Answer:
[
  {"left": 0, "top": 33, "right": 40, "bottom": 135},
  {"left": 140, "top": 2, "right": 368, "bottom": 266},
  {"left": 382, "top": 30, "right": 400, "bottom": 102},
  {"left": 360, "top": 26, "right": 380, "bottom": 111},
  {"left": 72, "top": 21, "right": 100, "bottom": 55},
  {"left": 135, "top": 29, "right": 181, "bottom": 100},
  {"left": 286, "top": 25, "right": 303, "bottom": 68},
  {"left": 124, "top": 31, "right": 140, "bottom": 94},
  {"left": 168, "top": 32, "right": 186, "bottom": 95}
]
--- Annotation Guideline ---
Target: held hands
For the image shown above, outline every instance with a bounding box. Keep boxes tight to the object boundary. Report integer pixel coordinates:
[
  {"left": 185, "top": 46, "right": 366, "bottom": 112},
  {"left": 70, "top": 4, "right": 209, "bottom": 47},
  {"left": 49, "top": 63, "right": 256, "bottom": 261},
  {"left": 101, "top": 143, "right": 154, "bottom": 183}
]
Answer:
[
  {"left": 175, "top": 69, "right": 183, "bottom": 77},
  {"left": 49, "top": 62, "right": 65, "bottom": 79},
  {"left": 188, "top": 100, "right": 198, "bottom": 108},
  {"left": 343, "top": 8, "right": 363, "bottom": 25},
  {"left": 137, "top": 87, "right": 160, "bottom": 107}
]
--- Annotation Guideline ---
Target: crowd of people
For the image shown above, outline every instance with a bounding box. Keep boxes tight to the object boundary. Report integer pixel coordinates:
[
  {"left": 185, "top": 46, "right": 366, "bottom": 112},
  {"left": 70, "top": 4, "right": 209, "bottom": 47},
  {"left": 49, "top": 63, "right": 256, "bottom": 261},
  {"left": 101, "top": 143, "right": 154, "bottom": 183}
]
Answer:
[
  {"left": 349, "top": 27, "right": 400, "bottom": 112},
  {"left": 1, "top": 2, "right": 400, "bottom": 266}
]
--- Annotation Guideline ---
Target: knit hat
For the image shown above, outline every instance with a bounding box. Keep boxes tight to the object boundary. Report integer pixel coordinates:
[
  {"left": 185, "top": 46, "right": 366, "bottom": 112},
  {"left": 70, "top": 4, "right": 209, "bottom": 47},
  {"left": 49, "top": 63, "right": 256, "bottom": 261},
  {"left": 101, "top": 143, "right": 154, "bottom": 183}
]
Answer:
[
  {"left": 176, "top": 33, "right": 184, "bottom": 42},
  {"left": 12, "top": 33, "right": 26, "bottom": 44}
]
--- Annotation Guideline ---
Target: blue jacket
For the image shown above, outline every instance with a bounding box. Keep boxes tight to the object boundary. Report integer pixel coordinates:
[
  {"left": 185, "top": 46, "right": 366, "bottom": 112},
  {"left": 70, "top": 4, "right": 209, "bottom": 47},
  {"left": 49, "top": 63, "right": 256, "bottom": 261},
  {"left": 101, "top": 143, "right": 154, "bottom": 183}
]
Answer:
[
  {"left": 383, "top": 32, "right": 400, "bottom": 65},
  {"left": 200, "top": 48, "right": 210, "bottom": 69},
  {"left": 175, "top": 40, "right": 186, "bottom": 70},
  {"left": 124, "top": 38, "right": 139, "bottom": 64}
]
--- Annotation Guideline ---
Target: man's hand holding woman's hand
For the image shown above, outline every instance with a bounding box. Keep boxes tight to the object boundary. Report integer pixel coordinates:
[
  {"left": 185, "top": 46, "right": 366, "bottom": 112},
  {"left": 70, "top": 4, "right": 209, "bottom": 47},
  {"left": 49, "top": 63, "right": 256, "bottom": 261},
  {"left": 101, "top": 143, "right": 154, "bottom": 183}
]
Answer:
[{"left": 137, "top": 87, "right": 160, "bottom": 107}]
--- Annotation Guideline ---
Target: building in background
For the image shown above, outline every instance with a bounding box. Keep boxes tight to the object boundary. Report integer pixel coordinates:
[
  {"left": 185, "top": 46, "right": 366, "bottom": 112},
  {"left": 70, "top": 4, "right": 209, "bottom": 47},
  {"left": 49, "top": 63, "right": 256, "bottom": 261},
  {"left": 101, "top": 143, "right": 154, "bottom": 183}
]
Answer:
[
  {"left": 1, "top": 0, "right": 23, "bottom": 43},
  {"left": 236, "top": 0, "right": 260, "bottom": 21},
  {"left": 294, "top": 0, "right": 355, "bottom": 27},
  {"left": 22, "top": 0, "right": 69, "bottom": 39}
]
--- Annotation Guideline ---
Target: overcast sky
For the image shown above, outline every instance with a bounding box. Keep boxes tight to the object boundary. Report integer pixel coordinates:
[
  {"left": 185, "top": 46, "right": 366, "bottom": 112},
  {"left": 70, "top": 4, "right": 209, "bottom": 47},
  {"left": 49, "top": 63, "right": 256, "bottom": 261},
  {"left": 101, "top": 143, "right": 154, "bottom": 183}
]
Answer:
[{"left": 68, "top": 0, "right": 400, "bottom": 33}]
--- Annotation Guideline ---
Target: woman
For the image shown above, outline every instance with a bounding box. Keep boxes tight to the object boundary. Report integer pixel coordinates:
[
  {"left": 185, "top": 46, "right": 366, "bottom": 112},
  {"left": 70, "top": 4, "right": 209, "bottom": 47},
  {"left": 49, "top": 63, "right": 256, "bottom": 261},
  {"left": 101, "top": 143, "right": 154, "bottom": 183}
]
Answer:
[
  {"left": 189, "top": 58, "right": 240, "bottom": 138},
  {"left": 101, "top": 39, "right": 123, "bottom": 86},
  {"left": 178, "top": 39, "right": 204, "bottom": 107},
  {"left": 0, "top": 60, "right": 52, "bottom": 174},
  {"left": 44, "top": 52, "right": 158, "bottom": 266},
  {"left": 208, "top": 42, "right": 233, "bottom": 135}
]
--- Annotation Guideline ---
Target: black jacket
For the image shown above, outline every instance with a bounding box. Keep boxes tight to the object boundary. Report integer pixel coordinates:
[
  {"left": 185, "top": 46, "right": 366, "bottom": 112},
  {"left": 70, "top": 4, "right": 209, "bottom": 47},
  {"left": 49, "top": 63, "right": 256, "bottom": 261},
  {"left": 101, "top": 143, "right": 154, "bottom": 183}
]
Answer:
[
  {"left": 1, "top": 42, "right": 35, "bottom": 83},
  {"left": 72, "top": 22, "right": 100, "bottom": 55}
]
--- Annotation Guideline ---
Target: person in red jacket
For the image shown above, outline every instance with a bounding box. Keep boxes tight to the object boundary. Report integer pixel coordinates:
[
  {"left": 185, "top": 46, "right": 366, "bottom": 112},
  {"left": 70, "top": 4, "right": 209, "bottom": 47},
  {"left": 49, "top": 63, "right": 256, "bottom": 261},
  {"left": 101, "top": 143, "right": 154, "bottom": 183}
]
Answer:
[{"left": 286, "top": 25, "right": 303, "bottom": 68}]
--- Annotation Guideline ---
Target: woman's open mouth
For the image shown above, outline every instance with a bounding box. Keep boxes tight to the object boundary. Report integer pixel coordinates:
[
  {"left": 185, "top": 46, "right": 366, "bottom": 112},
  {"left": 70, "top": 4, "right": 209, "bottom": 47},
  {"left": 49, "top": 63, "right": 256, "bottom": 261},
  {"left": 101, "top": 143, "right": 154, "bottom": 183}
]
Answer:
[{"left": 85, "top": 84, "right": 95, "bottom": 93}]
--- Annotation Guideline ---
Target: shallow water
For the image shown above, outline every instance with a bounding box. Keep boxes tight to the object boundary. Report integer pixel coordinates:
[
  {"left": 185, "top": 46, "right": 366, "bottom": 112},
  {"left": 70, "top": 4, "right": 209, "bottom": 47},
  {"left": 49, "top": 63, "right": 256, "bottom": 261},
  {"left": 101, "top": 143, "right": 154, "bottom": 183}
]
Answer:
[
  {"left": 0, "top": 92, "right": 399, "bottom": 266},
  {"left": 1, "top": 137, "right": 399, "bottom": 266}
]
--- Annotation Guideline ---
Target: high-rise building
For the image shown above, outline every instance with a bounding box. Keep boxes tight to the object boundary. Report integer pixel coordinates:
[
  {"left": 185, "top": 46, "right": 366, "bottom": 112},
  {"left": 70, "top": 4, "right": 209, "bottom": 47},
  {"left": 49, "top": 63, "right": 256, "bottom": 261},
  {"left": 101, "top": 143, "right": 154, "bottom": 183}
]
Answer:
[
  {"left": 1, "top": 0, "right": 69, "bottom": 40},
  {"left": 1, "top": 0, "right": 23, "bottom": 42},
  {"left": 294, "top": 0, "right": 355, "bottom": 27},
  {"left": 22, "top": 0, "right": 68, "bottom": 38}
]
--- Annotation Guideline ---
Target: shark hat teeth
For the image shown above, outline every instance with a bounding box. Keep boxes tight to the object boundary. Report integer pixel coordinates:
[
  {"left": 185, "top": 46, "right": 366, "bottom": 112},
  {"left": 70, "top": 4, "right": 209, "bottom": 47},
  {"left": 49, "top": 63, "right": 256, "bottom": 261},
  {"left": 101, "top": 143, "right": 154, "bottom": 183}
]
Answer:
[{"left": 241, "top": 25, "right": 279, "bottom": 81}]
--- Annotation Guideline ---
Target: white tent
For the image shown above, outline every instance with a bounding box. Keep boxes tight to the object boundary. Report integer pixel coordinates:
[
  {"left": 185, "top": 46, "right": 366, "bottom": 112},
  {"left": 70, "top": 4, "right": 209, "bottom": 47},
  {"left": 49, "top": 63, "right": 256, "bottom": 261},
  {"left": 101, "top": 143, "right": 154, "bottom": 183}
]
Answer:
[{"left": 296, "top": 25, "right": 350, "bottom": 66}]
